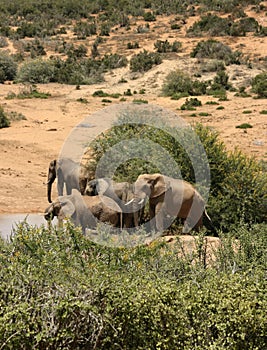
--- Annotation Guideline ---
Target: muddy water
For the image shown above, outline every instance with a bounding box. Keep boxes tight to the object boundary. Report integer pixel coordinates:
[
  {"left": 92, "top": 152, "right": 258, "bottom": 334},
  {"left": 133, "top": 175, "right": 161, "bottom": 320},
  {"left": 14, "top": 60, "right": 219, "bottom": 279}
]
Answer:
[{"left": 0, "top": 213, "right": 55, "bottom": 241}]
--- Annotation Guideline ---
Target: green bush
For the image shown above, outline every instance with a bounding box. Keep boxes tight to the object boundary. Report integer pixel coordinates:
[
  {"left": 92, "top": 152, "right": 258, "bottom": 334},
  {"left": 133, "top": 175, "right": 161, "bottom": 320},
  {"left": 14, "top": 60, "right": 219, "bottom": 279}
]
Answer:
[
  {"left": 0, "top": 105, "right": 10, "bottom": 128},
  {"left": 187, "top": 13, "right": 261, "bottom": 37},
  {"left": 251, "top": 72, "right": 267, "bottom": 98},
  {"left": 0, "top": 222, "right": 266, "bottom": 349},
  {"left": 130, "top": 50, "right": 162, "bottom": 72},
  {"left": 73, "top": 20, "right": 97, "bottom": 38},
  {"left": 101, "top": 53, "right": 128, "bottom": 70},
  {"left": 181, "top": 97, "right": 202, "bottom": 110},
  {"left": 187, "top": 14, "right": 232, "bottom": 36},
  {"left": 127, "top": 41, "right": 140, "bottom": 49},
  {"left": 154, "top": 39, "right": 182, "bottom": 53},
  {"left": 162, "top": 69, "right": 208, "bottom": 98},
  {"left": 143, "top": 11, "right": 156, "bottom": 21},
  {"left": 191, "top": 39, "right": 241, "bottom": 65},
  {"left": 17, "top": 58, "right": 56, "bottom": 83},
  {"left": 0, "top": 52, "right": 17, "bottom": 82}
]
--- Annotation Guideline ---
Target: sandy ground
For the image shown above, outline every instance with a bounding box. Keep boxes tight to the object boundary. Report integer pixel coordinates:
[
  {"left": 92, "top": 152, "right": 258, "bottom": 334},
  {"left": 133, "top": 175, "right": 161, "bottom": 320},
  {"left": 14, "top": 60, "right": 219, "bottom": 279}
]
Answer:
[{"left": 0, "top": 9, "right": 266, "bottom": 215}]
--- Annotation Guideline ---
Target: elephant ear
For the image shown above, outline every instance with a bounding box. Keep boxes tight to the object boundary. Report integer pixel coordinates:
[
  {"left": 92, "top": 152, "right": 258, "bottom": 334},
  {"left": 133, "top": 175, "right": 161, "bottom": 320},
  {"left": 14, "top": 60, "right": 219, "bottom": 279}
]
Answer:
[
  {"left": 150, "top": 174, "right": 170, "bottom": 198},
  {"left": 59, "top": 197, "right": 76, "bottom": 218},
  {"left": 97, "top": 178, "right": 111, "bottom": 194}
]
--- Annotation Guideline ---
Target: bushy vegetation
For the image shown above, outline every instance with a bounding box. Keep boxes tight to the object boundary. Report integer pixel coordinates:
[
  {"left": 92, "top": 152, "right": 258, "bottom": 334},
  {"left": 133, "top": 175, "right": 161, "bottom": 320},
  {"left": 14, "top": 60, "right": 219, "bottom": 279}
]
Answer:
[
  {"left": 0, "top": 221, "right": 266, "bottom": 349},
  {"left": 187, "top": 13, "right": 262, "bottom": 37},
  {"left": 190, "top": 39, "right": 241, "bottom": 65},
  {"left": 15, "top": 53, "right": 128, "bottom": 84},
  {"left": 87, "top": 112, "right": 267, "bottom": 232},
  {"left": 251, "top": 72, "right": 267, "bottom": 98},
  {"left": 154, "top": 39, "right": 182, "bottom": 53},
  {"left": 0, "top": 51, "right": 17, "bottom": 83},
  {"left": 129, "top": 50, "right": 162, "bottom": 72},
  {"left": 162, "top": 69, "right": 208, "bottom": 99},
  {"left": 0, "top": 105, "right": 10, "bottom": 128}
]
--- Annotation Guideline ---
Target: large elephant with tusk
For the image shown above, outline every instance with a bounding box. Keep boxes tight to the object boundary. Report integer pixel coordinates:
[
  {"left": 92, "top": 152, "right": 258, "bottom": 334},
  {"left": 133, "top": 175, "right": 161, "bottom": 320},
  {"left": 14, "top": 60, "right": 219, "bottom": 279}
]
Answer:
[
  {"left": 85, "top": 178, "right": 143, "bottom": 228},
  {"left": 126, "top": 173, "right": 215, "bottom": 234}
]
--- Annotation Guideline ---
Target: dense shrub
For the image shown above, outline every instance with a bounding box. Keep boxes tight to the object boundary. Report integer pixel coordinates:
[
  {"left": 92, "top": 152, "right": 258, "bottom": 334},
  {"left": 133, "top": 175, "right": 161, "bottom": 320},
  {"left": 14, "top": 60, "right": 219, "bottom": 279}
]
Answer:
[
  {"left": 143, "top": 11, "right": 156, "bottom": 21},
  {"left": 154, "top": 39, "right": 182, "bottom": 53},
  {"left": 0, "top": 222, "right": 266, "bottom": 349},
  {"left": 0, "top": 51, "right": 17, "bottom": 82},
  {"left": 251, "top": 72, "right": 267, "bottom": 98},
  {"left": 180, "top": 97, "right": 202, "bottom": 110},
  {"left": 73, "top": 20, "right": 97, "bottom": 38},
  {"left": 191, "top": 39, "right": 241, "bottom": 65},
  {"left": 187, "top": 14, "right": 232, "bottom": 36},
  {"left": 0, "top": 105, "right": 10, "bottom": 128},
  {"left": 187, "top": 13, "right": 261, "bottom": 37},
  {"left": 17, "top": 58, "right": 56, "bottom": 83},
  {"left": 162, "top": 69, "right": 207, "bottom": 98},
  {"left": 130, "top": 50, "right": 162, "bottom": 72},
  {"left": 101, "top": 53, "right": 128, "bottom": 70}
]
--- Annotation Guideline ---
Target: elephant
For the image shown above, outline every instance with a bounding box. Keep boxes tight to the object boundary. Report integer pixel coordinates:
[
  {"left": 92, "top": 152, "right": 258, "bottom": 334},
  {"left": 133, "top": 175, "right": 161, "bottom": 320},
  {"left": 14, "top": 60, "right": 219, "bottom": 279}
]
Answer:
[
  {"left": 44, "top": 189, "right": 122, "bottom": 234},
  {"left": 127, "top": 173, "right": 214, "bottom": 234},
  {"left": 47, "top": 158, "right": 88, "bottom": 203},
  {"left": 85, "top": 178, "right": 142, "bottom": 228}
]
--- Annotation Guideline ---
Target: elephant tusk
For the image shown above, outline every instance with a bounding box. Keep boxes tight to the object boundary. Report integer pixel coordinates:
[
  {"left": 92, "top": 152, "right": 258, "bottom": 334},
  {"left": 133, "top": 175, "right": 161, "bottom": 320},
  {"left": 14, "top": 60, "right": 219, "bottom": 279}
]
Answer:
[
  {"left": 125, "top": 198, "right": 134, "bottom": 206},
  {"left": 138, "top": 198, "right": 145, "bottom": 205}
]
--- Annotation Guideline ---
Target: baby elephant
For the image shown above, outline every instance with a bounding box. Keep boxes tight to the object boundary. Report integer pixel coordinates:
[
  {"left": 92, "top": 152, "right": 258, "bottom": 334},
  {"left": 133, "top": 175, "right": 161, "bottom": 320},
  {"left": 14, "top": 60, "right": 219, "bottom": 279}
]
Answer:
[{"left": 44, "top": 189, "right": 122, "bottom": 234}]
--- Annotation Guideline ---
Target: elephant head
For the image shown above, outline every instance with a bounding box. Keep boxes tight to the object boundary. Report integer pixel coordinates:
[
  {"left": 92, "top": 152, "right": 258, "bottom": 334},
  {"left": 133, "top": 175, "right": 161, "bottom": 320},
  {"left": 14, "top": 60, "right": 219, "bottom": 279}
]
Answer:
[
  {"left": 44, "top": 200, "right": 62, "bottom": 221},
  {"left": 133, "top": 173, "right": 171, "bottom": 201},
  {"left": 86, "top": 178, "right": 142, "bottom": 228}
]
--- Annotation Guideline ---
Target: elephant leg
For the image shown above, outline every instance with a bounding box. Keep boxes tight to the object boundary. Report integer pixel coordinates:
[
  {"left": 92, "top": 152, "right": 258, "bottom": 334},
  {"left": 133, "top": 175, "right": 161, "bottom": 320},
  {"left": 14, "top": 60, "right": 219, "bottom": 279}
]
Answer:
[
  {"left": 57, "top": 169, "right": 64, "bottom": 196},
  {"left": 155, "top": 204, "right": 165, "bottom": 232},
  {"left": 123, "top": 213, "right": 133, "bottom": 228},
  {"left": 149, "top": 203, "right": 158, "bottom": 232},
  {"left": 66, "top": 182, "right": 72, "bottom": 195},
  {"left": 133, "top": 211, "right": 139, "bottom": 227}
]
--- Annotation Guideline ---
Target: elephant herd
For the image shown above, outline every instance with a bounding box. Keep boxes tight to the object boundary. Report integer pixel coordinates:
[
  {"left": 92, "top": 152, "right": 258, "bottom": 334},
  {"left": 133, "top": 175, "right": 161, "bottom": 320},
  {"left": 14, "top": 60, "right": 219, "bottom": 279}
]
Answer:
[{"left": 44, "top": 158, "right": 214, "bottom": 235}]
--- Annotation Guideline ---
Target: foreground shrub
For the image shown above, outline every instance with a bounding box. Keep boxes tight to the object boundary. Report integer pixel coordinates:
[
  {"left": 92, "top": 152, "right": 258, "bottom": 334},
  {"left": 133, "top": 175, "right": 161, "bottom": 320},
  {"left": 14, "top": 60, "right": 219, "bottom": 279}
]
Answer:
[{"left": 0, "top": 222, "right": 266, "bottom": 349}]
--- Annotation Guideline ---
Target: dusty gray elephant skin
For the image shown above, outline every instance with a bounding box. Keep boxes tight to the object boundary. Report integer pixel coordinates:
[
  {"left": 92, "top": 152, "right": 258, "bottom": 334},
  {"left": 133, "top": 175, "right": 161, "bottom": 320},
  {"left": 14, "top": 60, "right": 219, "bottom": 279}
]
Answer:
[
  {"left": 85, "top": 178, "right": 142, "bottom": 228},
  {"left": 129, "top": 173, "right": 214, "bottom": 234},
  {"left": 47, "top": 158, "right": 88, "bottom": 203},
  {"left": 44, "top": 189, "right": 122, "bottom": 233}
]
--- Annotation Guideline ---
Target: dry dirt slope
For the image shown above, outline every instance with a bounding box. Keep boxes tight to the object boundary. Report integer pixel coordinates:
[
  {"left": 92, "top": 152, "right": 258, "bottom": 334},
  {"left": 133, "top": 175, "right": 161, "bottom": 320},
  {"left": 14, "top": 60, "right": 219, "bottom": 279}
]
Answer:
[{"left": 0, "top": 8, "right": 266, "bottom": 214}]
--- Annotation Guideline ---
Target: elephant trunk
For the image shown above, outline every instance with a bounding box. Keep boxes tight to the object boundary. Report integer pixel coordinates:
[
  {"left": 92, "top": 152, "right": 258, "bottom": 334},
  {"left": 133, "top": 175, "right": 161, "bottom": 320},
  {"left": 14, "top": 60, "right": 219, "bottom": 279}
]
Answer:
[
  {"left": 44, "top": 204, "right": 54, "bottom": 221},
  {"left": 47, "top": 179, "right": 53, "bottom": 203},
  {"left": 47, "top": 173, "right": 56, "bottom": 203}
]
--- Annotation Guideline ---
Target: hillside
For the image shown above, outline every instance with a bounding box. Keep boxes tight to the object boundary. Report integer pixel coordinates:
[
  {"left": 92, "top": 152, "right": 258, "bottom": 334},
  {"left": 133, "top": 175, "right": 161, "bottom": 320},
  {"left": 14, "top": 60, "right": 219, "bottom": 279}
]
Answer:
[{"left": 0, "top": 0, "right": 266, "bottom": 213}]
